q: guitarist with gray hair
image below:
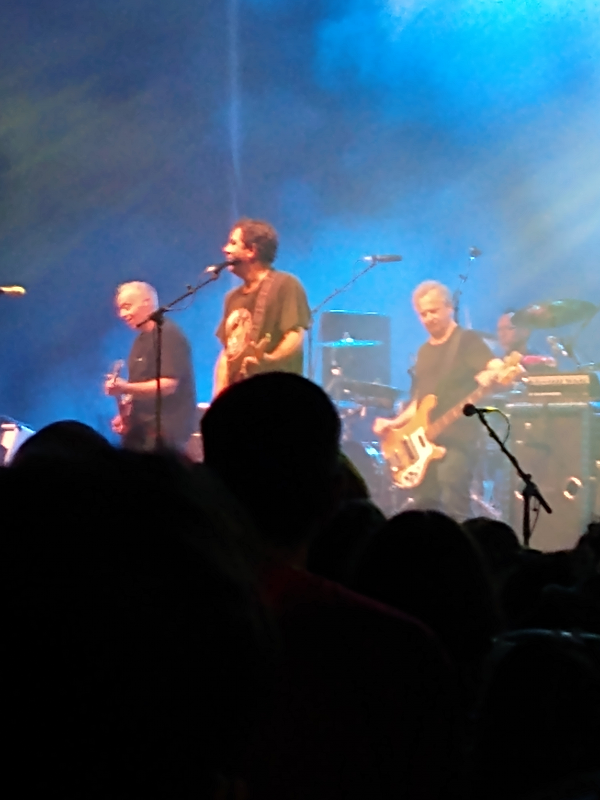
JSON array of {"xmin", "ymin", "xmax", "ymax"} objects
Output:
[
  {"xmin": 105, "ymin": 281, "xmax": 196, "ymax": 452},
  {"xmin": 374, "ymin": 280, "xmax": 516, "ymax": 521},
  {"xmin": 213, "ymin": 218, "xmax": 311, "ymax": 396}
]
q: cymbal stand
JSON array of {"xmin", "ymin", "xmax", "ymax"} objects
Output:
[
  {"xmin": 452, "ymin": 246, "xmax": 481, "ymax": 326},
  {"xmin": 468, "ymin": 408, "xmax": 552, "ymax": 547},
  {"xmin": 307, "ymin": 259, "xmax": 384, "ymax": 382}
]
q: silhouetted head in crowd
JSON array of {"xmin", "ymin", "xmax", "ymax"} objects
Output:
[
  {"xmin": 10, "ymin": 419, "xmax": 113, "ymax": 467},
  {"xmin": 473, "ymin": 630, "xmax": 600, "ymax": 798},
  {"xmin": 578, "ymin": 520, "xmax": 600, "ymax": 569},
  {"xmin": 202, "ymin": 372, "xmax": 342, "ymax": 552},
  {"xmin": 500, "ymin": 549, "xmax": 581, "ymax": 630},
  {"xmin": 5, "ymin": 450, "xmax": 274, "ymax": 799},
  {"xmin": 353, "ymin": 509, "xmax": 501, "ymax": 693},
  {"xmin": 307, "ymin": 499, "xmax": 385, "ymax": 587},
  {"xmin": 462, "ymin": 517, "xmax": 521, "ymax": 578},
  {"xmin": 337, "ymin": 449, "xmax": 371, "ymax": 502}
]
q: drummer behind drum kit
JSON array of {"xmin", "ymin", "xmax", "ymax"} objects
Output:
[{"xmin": 320, "ymin": 300, "xmax": 600, "ymax": 534}]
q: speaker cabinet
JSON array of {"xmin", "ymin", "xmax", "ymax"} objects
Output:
[
  {"xmin": 505, "ymin": 402, "xmax": 600, "ymax": 551},
  {"xmin": 319, "ymin": 311, "xmax": 391, "ymax": 387}
]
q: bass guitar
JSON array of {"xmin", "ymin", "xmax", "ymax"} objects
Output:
[{"xmin": 379, "ymin": 351, "xmax": 523, "ymax": 489}]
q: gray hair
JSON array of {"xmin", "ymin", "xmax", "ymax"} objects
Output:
[
  {"xmin": 412, "ymin": 280, "xmax": 453, "ymax": 307},
  {"xmin": 116, "ymin": 281, "xmax": 158, "ymax": 309}
]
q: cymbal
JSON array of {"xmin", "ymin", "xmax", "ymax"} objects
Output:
[
  {"xmin": 321, "ymin": 338, "xmax": 383, "ymax": 348},
  {"xmin": 512, "ymin": 299, "xmax": 599, "ymax": 329},
  {"xmin": 339, "ymin": 379, "xmax": 403, "ymax": 409}
]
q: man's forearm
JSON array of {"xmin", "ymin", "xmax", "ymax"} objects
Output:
[
  {"xmin": 124, "ymin": 378, "xmax": 178, "ymax": 398},
  {"xmin": 213, "ymin": 351, "xmax": 228, "ymax": 397},
  {"xmin": 263, "ymin": 329, "xmax": 304, "ymax": 364}
]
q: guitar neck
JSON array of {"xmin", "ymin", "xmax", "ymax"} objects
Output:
[{"xmin": 427, "ymin": 384, "xmax": 488, "ymax": 440}]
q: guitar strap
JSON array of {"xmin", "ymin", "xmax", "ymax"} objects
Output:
[{"xmin": 250, "ymin": 270, "xmax": 277, "ymax": 342}]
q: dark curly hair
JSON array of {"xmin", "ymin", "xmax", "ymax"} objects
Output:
[{"xmin": 234, "ymin": 218, "xmax": 278, "ymax": 264}]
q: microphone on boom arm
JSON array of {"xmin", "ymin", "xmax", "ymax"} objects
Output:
[
  {"xmin": 204, "ymin": 259, "xmax": 240, "ymax": 276},
  {"xmin": 361, "ymin": 254, "xmax": 403, "ymax": 263},
  {"xmin": 0, "ymin": 286, "xmax": 26, "ymax": 296}
]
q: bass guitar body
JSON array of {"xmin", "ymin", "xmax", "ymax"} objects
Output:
[{"xmin": 379, "ymin": 394, "xmax": 446, "ymax": 489}]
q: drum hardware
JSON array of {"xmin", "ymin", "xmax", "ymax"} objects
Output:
[
  {"xmin": 512, "ymin": 298, "xmax": 599, "ymax": 372},
  {"xmin": 512, "ymin": 299, "xmax": 599, "ymax": 330},
  {"xmin": 320, "ymin": 336, "xmax": 383, "ymax": 348},
  {"xmin": 335, "ymin": 379, "xmax": 403, "ymax": 411}
]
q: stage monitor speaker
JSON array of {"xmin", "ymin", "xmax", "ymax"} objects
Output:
[
  {"xmin": 505, "ymin": 402, "xmax": 600, "ymax": 551},
  {"xmin": 320, "ymin": 311, "xmax": 391, "ymax": 387}
]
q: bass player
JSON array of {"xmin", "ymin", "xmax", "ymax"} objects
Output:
[
  {"xmin": 374, "ymin": 280, "xmax": 506, "ymax": 521},
  {"xmin": 213, "ymin": 218, "xmax": 311, "ymax": 396}
]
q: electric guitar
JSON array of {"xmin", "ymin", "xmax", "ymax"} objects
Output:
[
  {"xmin": 379, "ymin": 352, "xmax": 523, "ymax": 489},
  {"xmin": 227, "ymin": 334, "xmax": 272, "ymax": 385},
  {"xmin": 107, "ymin": 360, "xmax": 132, "ymax": 436}
]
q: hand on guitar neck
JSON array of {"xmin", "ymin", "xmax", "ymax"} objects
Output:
[{"xmin": 105, "ymin": 360, "xmax": 133, "ymax": 436}]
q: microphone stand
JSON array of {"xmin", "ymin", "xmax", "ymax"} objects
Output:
[
  {"xmin": 307, "ymin": 259, "xmax": 385, "ymax": 382},
  {"xmin": 138, "ymin": 271, "xmax": 223, "ymax": 451},
  {"xmin": 469, "ymin": 408, "xmax": 552, "ymax": 547},
  {"xmin": 453, "ymin": 246, "xmax": 481, "ymax": 325}
]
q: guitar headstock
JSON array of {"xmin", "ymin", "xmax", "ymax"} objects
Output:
[
  {"xmin": 111, "ymin": 359, "xmax": 125, "ymax": 377},
  {"xmin": 496, "ymin": 351, "xmax": 525, "ymax": 386}
]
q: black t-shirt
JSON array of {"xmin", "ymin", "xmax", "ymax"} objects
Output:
[
  {"xmin": 127, "ymin": 319, "xmax": 196, "ymax": 448},
  {"xmin": 216, "ymin": 270, "xmax": 311, "ymax": 378},
  {"xmin": 412, "ymin": 327, "xmax": 493, "ymax": 450}
]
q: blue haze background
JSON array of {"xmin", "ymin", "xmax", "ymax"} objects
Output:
[{"xmin": 1, "ymin": 0, "xmax": 599, "ymax": 432}]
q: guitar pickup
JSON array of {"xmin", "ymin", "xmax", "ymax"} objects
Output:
[{"xmin": 402, "ymin": 437, "xmax": 417, "ymax": 462}]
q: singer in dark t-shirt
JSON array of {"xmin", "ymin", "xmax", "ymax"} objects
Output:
[{"xmin": 213, "ymin": 219, "xmax": 311, "ymax": 395}]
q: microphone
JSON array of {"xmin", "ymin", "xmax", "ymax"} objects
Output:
[
  {"xmin": 0, "ymin": 286, "xmax": 26, "ymax": 296},
  {"xmin": 204, "ymin": 259, "xmax": 239, "ymax": 276},
  {"xmin": 361, "ymin": 254, "xmax": 403, "ymax": 263},
  {"xmin": 463, "ymin": 403, "xmax": 498, "ymax": 417}
]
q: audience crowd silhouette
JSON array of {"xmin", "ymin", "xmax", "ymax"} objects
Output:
[{"xmin": 4, "ymin": 373, "xmax": 600, "ymax": 799}]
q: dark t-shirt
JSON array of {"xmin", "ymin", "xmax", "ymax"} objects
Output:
[
  {"xmin": 412, "ymin": 327, "xmax": 493, "ymax": 450},
  {"xmin": 126, "ymin": 319, "xmax": 196, "ymax": 449},
  {"xmin": 216, "ymin": 271, "xmax": 311, "ymax": 379}
]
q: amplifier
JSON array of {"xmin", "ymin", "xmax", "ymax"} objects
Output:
[
  {"xmin": 522, "ymin": 372, "xmax": 600, "ymax": 400},
  {"xmin": 504, "ymin": 402, "xmax": 600, "ymax": 551}
]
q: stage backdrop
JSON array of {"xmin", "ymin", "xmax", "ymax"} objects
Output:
[{"xmin": 1, "ymin": 0, "xmax": 599, "ymax": 434}]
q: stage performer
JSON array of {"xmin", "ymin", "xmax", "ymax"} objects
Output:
[
  {"xmin": 105, "ymin": 281, "xmax": 196, "ymax": 452},
  {"xmin": 374, "ymin": 280, "xmax": 503, "ymax": 521},
  {"xmin": 213, "ymin": 218, "xmax": 311, "ymax": 396}
]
